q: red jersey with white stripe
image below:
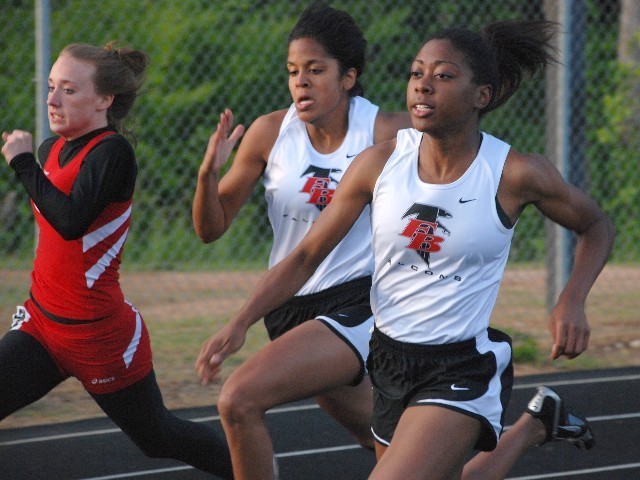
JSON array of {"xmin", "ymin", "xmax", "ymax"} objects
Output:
[{"xmin": 30, "ymin": 131, "xmax": 130, "ymax": 320}]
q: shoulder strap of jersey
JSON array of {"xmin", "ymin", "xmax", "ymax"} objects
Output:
[
  {"xmin": 47, "ymin": 130, "xmax": 117, "ymax": 167},
  {"xmin": 75, "ymin": 130, "xmax": 118, "ymax": 160}
]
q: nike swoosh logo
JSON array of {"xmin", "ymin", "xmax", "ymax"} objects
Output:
[
  {"xmin": 346, "ymin": 154, "xmax": 358, "ymax": 158},
  {"xmin": 458, "ymin": 198, "xmax": 476, "ymax": 203},
  {"xmin": 450, "ymin": 384, "xmax": 470, "ymax": 391}
]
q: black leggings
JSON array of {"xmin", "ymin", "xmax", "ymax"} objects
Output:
[{"xmin": 0, "ymin": 330, "xmax": 233, "ymax": 479}]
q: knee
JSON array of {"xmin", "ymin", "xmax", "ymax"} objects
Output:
[
  {"xmin": 119, "ymin": 411, "xmax": 175, "ymax": 459},
  {"xmin": 217, "ymin": 374, "xmax": 264, "ymax": 426}
]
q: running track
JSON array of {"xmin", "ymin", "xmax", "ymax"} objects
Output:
[{"xmin": 1, "ymin": 367, "xmax": 639, "ymax": 479}]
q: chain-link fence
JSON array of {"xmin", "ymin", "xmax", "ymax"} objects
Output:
[{"xmin": 1, "ymin": 0, "xmax": 639, "ymax": 423}]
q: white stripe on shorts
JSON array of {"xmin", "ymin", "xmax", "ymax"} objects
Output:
[
  {"xmin": 316, "ymin": 314, "xmax": 374, "ymax": 369},
  {"xmin": 415, "ymin": 330, "xmax": 512, "ymax": 442}
]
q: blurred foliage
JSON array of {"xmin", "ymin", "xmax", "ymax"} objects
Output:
[
  {"xmin": 594, "ymin": 45, "xmax": 640, "ymax": 261},
  {"xmin": 0, "ymin": 0, "xmax": 636, "ymax": 270}
]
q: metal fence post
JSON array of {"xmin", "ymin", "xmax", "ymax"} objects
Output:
[
  {"xmin": 544, "ymin": 0, "xmax": 587, "ymax": 311},
  {"xmin": 35, "ymin": 0, "xmax": 51, "ymax": 147},
  {"xmin": 34, "ymin": 0, "xmax": 51, "ymax": 251}
]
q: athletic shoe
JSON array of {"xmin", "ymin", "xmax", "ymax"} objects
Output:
[{"xmin": 526, "ymin": 385, "xmax": 595, "ymax": 451}]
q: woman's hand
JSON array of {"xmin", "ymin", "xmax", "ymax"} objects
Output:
[
  {"xmin": 2, "ymin": 130, "xmax": 33, "ymax": 165},
  {"xmin": 547, "ymin": 296, "xmax": 591, "ymax": 360},
  {"xmin": 199, "ymin": 108, "xmax": 245, "ymax": 177},
  {"xmin": 195, "ymin": 322, "xmax": 248, "ymax": 385}
]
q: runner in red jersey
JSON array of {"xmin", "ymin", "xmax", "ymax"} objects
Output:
[{"xmin": 1, "ymin": 42, "xmax": 234, "ymax": 479}]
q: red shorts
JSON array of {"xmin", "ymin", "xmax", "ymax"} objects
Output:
[{"xmin": 14, "ymin": 299, "xmax": 153, "ymax": 394}]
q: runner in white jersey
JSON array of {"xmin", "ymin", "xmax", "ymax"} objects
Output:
[
  {"xmin": 197, "ymin": 18, "xmax": 613, "ymax": 480},
  {"xmin": 192, "ymin": 5, "xmax": 409, "ymax": 479},
  {"xmin": 371, "ymin": 129, "xmax": 513, "ymax": 344},
  {"xmin": 261, "ymin": 96, "xmax": 378, "ymax": 345},
  {"xmin": 368, "ymin": 127, "xmax": 514, "ymax": 452},
  {"xmin": 265, "ymin": 95, "xmax": 376, "ymax": 296}
]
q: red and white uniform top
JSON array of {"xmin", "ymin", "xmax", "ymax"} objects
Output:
[{"xmin": 30, "ymin": 131, "xmax": 131, "ymax": 320}]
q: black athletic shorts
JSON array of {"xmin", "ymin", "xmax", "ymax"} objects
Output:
[
  {"xmin": 263, "ymin": 276, "xmax": 372, "ymax": 339},
  {"xmin": 264, "ymin": 276, "xmax": 373, "ymax": 384},
  {"xmin": 367, "ymin": 326, "xmax": 513, "ymax": 451}
]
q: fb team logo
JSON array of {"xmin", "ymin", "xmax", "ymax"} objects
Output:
[
  {"xmin": 400, "ymin": 203, "xmax": 452, "ymax": 267},
  {"xmin": 300, "ymin": 165, "xmax": 342, "ymax": 211}
]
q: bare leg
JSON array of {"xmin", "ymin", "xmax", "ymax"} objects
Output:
[
  {"xmin": 463, "ymin": 385, "xmax": 595, "ymax": 479},
  {"xmin": 374, "ymin": 441, "xmax": 387, "ymax": 461},
  {"xmin": 217, "ymin": 320, "xmax": 367, "ymax": 480},
  {"xmin": 369, "ymin": 405, "xmax": 480, "ymax": 480},
  {"xmin": 315, "ymin": 376, "xmax": 374, "ymax": 450},
  {"xmin": 462, "ymin": 413, "xmax": 546, "ymax": 480}
]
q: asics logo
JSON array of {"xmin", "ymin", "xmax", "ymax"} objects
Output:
[{"xmin": 92, "ymin": 376, "xmax": 116, "ymax": 385}]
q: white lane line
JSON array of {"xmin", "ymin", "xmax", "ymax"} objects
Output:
[
  {"xmin": 275, "ymin": 444, "xmax": 362, "ymax": 458},
  {"xmin": 514, "ymin": 373, "xmax": 640, "ymax": 389},
  {"xmin": 193, "ymin": 402, "xmax": 318, "ymax": 423},
  {"xmin": 2, "ymin": 373, "xmax": 639, "ymax": 447},
  {"xmin": 4, "ymin": 410, "xmax": 639, "ymax": 448},
  {"xmin": 79, "ymin": 465, "xmax": 192, "ymax": 479},
  {"xmin": 0, "ymin": 403, "xmax": 317, "ymax": 446},
  {"xmin": 0, "ymin": 427, "xmax": 121, "ymax": 446},
  {"xmin": 77, "ymin": 446, "xmax": 365, "ymax": 480},
  {"xmin": 76, "ymin": 451, "xmax": 640, "ymax": 480}
]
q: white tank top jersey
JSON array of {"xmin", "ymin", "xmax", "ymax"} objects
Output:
[
  {"xmin": 370, "ymin": 128, "xmax": 514, "ymax": 344},
  {"xmin": 264, "ymin": 96, "xmax": 379, "ymax": 296}
]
